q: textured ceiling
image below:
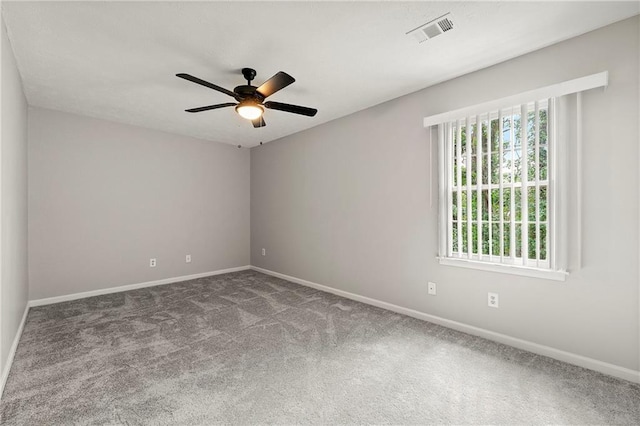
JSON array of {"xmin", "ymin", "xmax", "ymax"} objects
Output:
[{"xmin": 2, "ymin": 1, "xmax": 638, "ymax": 147}]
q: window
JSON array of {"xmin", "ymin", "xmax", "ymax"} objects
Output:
[
  {"xmin": 445, "ymin": 100, "xmax": 552, "ymax": 270},
  {"xmin": 425, "ymin": 72, "xmax": 609, "ymax": 280}
]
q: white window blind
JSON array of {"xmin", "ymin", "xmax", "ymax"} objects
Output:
[
  {"xmin": 443, "ymin": 101, "xmax": 552, "ymax": 268},
  {"xmin": 426, "ymin": 72, "xmax": 608, "ymax": 281}
]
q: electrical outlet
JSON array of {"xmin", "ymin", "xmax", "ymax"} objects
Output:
[
  {"xmin": 186, "ymin": 254, "xmax": 191, "ymax": 263},
  {"xmin": 261, "ymin": 248, "xmax": 266, "ymax": 256},
  {"xmin": 150, "ymin": 258, "xmax": 157, "ymax": 268},
  {"xmin": 427, "ymin": 282, "xmax": 437, "ymax": 295},
  {"xmin": 488, "ymin": 292, "xmax": 499, "ymax": 308}
]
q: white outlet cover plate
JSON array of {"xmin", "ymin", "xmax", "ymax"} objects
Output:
[
  {"xmin": 427, "ymin": 282, "xmax": 437, "ymax": 295},
  {"xmin": 488, "ymin": 292, "xmax": 499, "ymax": 308}
]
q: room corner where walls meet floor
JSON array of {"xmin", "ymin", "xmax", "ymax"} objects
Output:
[
  {"xmin": 1, "ymin": 269, "xmax": 639, "ymax": 424},
  {"xmin": 1, "ymin": 264, "xmax": 639, "ymax": 407}
]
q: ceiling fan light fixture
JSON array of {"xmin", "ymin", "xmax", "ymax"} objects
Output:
[{"xmin": 235, "ymin": 101, "xmax": 264, "ymax": 120}]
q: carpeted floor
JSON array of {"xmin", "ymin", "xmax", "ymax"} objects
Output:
[{"xmin": 1, "ymin": 270, "xmax": 639, "ymax": 425}]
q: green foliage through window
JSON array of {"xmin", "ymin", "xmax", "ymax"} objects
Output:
[{"xmin": 449, "ymin": 102, "xmax": 550, "ymax": 264}]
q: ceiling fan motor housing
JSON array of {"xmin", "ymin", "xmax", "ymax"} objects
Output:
[{"xmin": 233, "ymin": 84, "xmax": 265, "ymax": 102}]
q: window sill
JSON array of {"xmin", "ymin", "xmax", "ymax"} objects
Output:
[{"xmin": 438, "ymin": 257, "xmax": 567, "ymax": 281}]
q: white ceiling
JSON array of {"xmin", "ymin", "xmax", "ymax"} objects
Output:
[{"xmin": 2, "ymin": 1, "xmax": 638, "ymax": 147}]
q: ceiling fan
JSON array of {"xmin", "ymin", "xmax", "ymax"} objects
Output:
[{"xmin": 176, "ymin": 68, "xmax": 318, "ymax": 128}]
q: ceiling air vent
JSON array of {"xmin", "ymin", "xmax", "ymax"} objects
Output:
[
  {"xmin": 407, "ymin": 13, "xmax": 454, "ymax": 43},
  {"xmin": 438, "ymin": 17, "xmax": 453, "ymax": 32}
]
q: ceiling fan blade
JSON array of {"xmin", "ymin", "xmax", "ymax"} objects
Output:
[
  {"xmin": 176, "ymin": 73, "xmax": 238, "ymax": 99},
  {"xmin": 185, "ymin": 103, "xmax": 237, "ymax": 113},
  {"xmin": 256, "ymin": 72, "xmax": 295, "ymax": 98},
  {"xmin": 264, "ymin": 101, "xmax": 318, "ymax": 117},
  {"xmin": 252, "ymin": 116, "xmax": 266, "ymax": 128}
]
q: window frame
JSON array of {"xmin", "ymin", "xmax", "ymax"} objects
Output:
[{"xmin": 437, "ymin": 100, "xmax": 565, "ymax": 281}]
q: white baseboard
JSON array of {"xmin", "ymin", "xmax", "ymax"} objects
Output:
[
  {"xmin": 29, "ymin": 265, "xmax": 252, "ymax": 307},
  {"xmin": 251, "ymin": 266, "xmax": 640, "ymax": 384},
  {"xmin": 0, "ymin": 303, "xmax": 29, "ymax": 400}
]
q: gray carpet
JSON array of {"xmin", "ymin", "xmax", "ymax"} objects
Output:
[{"xmin": 1, "ymin": 270, "xmax": 639, "ymax": 425}]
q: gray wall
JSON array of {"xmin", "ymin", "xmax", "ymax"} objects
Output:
[
  {"xmin": 251, "ymin": 16, "xmax": 640, "ymax": 371},
  {"xmin": 28, "ymin": 107, "xmax": 250, "ymax": 300},
  {"xmin": 0, "ymin": 17, "xmax": 28, "ymax": 377}
]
